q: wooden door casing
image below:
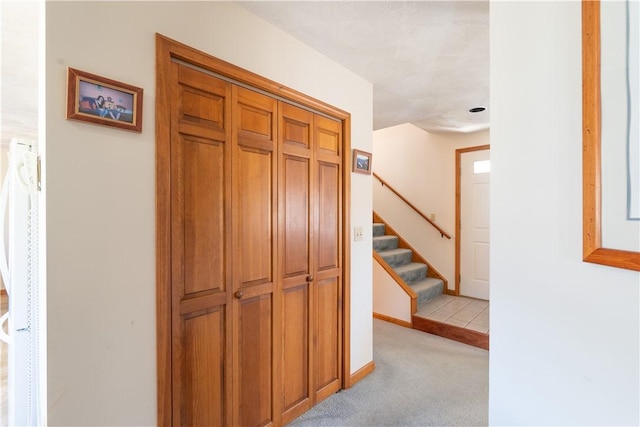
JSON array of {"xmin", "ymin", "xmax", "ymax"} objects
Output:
[{"xmin": 454, "ymin": 144, "xmax": 491, "ymax": 298}]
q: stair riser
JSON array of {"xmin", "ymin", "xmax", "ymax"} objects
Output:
[
  {"xmin": 373, "ymin": 223, "xmax": 386, "ymax": 237},
  {"xmin": 409, "ymin": 278, "xmax": 444, "ymax": 306},
  {"xmin": 416, "ymin": 282, "xmax": 444, "ymax": 305}
]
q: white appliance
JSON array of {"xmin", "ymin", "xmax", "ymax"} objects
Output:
[{"xmin": 0, "ymin": 138, "xmax": 42, "ymax": 426}]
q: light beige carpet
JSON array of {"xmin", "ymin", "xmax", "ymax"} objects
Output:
[{"xmin": 290, "ymin": 318, "xmax": 489, "ymax": 426}]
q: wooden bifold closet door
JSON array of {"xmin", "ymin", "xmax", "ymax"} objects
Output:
[
  {"xmin": 279, "ymin": 104, "xmax": 343, "ymax": 423},
  {"xmin": 168, "ymin": 63, "xmax": 232, "ymax": 427},
  {"xmin": 166, "ymin": 60, "xmax": 343, "ymax": 426}
]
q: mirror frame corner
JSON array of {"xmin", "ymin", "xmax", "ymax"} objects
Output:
[{"xmin": 582, "ymin": 0, "xmax": 640, "ymax": 271}]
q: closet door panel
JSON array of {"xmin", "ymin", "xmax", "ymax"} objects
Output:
[
  {"xmin": 313, "ymin": 116, "xmax": 342, "ymax": 403},
  {"xmin": 236, "ymin": 88, "xmax": 275, "ymax": 148},
  {"xmin": 236, "ymin": 295, "xmax": 273, "ymax": 427},
  {"xmin": 315, "ymin": 118, "xmax": 341, "ymax": 151},
  {"xmin": 232, "ymin": 86, "xmax": 279, "ymax": 427},
  {"xmin": 281, "ymin": 152, "xmax": 312, "ymax": 421},
  {"xmin": 279, "ymin": 103, "xmax": 314, "ymax": 422},
  {"xmin": 317, "ymin": 162, "xmax": 340, "ymax": 272},
  {"xmin": 282, "ymin": 285, "xmax": 309, "ymax": 411},
  {"xmin": 283, "ymin": 156, "xmax": 310, "ymax": 276},
  {"xmin": 315, "ymin": 116, "xmax": 342, "ymax": 275},
  {"xmin": 280, "ymin": 104, "xmax": 313, "ymax": 281},
  {"xmin": 170, "ymin": 63, "xmax": 233, "ymax": 426},
  {"xmin": 315, "ymin": 277, "xmax": 340, "ymax": 398},
  {"xmin": 182, "ymin": 137, "xmax": 225, "ymax": 295},
  {"xmin": 182, "ymin": 309, "xmax": 225, "ymax": 427},
  {"xmin": 177, "ymin": 64, "xmax": 227, "ymax": 140},
  {"xmin": 237, "ymin": 147, "xmax": 274, "ymax": 286}
]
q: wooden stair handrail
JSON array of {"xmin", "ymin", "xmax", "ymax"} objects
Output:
[{"xmin": 373, "ymin": 172, "xmax": 452, "ymax": 239}]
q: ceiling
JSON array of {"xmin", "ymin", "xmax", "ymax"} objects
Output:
[
  {"xmin": 0, "ymin": 1, "xmax": 489, "ymax": 148},
  {"xmin": 238, "ymin": 1, "xmax": 489, "ymax": 134}
]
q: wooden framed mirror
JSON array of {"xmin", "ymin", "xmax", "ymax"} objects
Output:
[{"xmin": 583, "ymin": 0, "xmax": 640, "ymax": 271}]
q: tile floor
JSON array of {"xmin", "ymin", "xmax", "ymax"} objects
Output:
[{"xmin": 415, "ymin": 294, "xmax": 490, "ymax": 334}]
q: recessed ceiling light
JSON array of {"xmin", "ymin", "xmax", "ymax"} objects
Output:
[{"xmin": 469, "ymin": 106, "xmax": 486, "ymax": 113}]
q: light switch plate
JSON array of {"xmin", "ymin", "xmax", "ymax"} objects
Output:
[{"xmin": 354, "ymin": 226, "xmax": 364, "ymax": 241}]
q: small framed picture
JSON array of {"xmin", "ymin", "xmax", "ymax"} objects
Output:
[
  {"xmin": 66, "ymin": 67, "xmax": 143, "ymax": 132},
  {"xmin": 352, "ymin": 149, "xmax": 372, "ymax": 175}
]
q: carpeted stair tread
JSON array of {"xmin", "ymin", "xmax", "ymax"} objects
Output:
[
  {"xmin": 410, "ymin": 277, "xmax": 445, "ymax": 306},
  {"xmin": 393, "ymin": 262, "xmax": 427, "ymax": 283},
  {"xmin": 373, "ymin": 235, "xmax": 398, "ymax": 251},
  {"xmin": 373, "ymin": 223, "xmax": 386, "ymax": 237},
  {"xmin": 377, "ymin": 248, "xmax": 413, "ymax": 267}
]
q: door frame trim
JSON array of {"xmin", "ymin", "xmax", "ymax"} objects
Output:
[
  {"xmin": 155, "ymin": 33, "xmax": 352, "ymax": 425},
  {"xmin": 454, "ymin": 144, "xmax": 490, "ymax": 296}
]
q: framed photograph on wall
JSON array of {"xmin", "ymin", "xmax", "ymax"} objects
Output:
[
  {"xmin": 352, "ymin": 149, "xmax": 372, "ymax": 175},
  {"xmin": 66, "ymin": 67, "xmax": 143, "ymax": 132}
]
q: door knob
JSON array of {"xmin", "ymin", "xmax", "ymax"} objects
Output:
[
  {"xmin": 234, "ymin": 291, "xmax": 244, "ymax": 299},
  {"xmin": 306, "ymin": 275, "xmax": 314, "ymax": 282}
]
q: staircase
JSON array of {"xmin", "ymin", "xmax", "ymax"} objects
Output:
[{"xmin": 373, "ymin": 221, "xmax": 444, "ymax": 307}]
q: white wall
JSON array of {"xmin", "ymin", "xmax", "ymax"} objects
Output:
[
  {"xmin": 373, "ymin": 123, "xmax": 489, "ymax": 291},
  {"xmin": 45, "ymin": 2, "xmax": 373, "ymax": 425},
  {"xmin": 372, "ymin": 258, "xmax": 411, "ymax": 323},
  {"xmin": 490, "ymin": 2, "xmax": 639, "ymax": 425},
  {"xmin": 0, "ymin": 145, "xmax": 7, "ymax": 291}
]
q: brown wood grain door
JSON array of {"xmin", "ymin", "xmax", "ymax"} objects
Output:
[
  {"xmin": 278, "ymin": 103, "xmax": 315, "ymax": 423},
  {"xmin": 231, "ymin": 86, "xmax": 280, "ymax": 427},
  {"xmin": 278, "ymin": 105, "xmax": 344, "ymax": 417},
  {"xmin": 162, "ymin": 51, "xmax": 344, "ymax": 427},
  {"xmin": 313, "ymin": 115, "xmax": 343, "ymax": 402},
  {"xmin": 169, "ymin": 63, "xmax": 233, "ymax": 426}
]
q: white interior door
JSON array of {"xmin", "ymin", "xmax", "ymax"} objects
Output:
[{"xmin": 460, "ymin": 149, "xmax": 490, "ymax": 300}]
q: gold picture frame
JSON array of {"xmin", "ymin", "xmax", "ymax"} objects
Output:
[{"xmin": 66, "ymin": 67, "xmax": 143, "ymax": 132}]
